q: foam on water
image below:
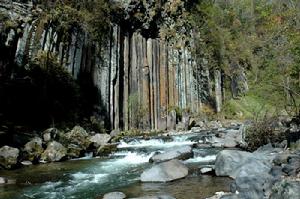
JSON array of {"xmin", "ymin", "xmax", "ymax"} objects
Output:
[
  {"xmin": 71, "ymin": 172, "xmax": 108, "ymax": 183},
  {"xmin": 184, "ymin": 155, "xmax": 217, "ymax": 163},
  {"xmin": 118, "ymin": 138, "xmax": 196, "ymax": 148}
]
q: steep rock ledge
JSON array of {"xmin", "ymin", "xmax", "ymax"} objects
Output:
[{"xmin": 0, "ymin": 0, "xmax": 210, "ymax": 130}]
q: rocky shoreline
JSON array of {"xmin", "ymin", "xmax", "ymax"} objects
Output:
[
  {"xmin": 0, "ymin": 126, "xmax": 117, "ymax": 170},
  {"xmin": 1, "ymin": 119, "xmax": 299, "ymax": 199}
]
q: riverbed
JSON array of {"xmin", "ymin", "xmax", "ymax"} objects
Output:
[{"xmin": 0, "ymin": 133, "xmax": 232, "ymax": 199}]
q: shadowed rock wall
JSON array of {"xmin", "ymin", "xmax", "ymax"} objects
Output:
[{"xmin": 0, "ymin": 0, "xmax": 208, "ymax": 130}]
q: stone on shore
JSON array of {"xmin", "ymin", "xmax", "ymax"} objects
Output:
[
  {"xmin": 0, "ymin": 146, "xmax": 19, "ymax": 169},
  {"xmin": 40, "ymin": 141, "xmax": 67, "ymax": 162},
  {"xmin": 141, "ymin": 159, "xmax": 188, "ymax": 182}
]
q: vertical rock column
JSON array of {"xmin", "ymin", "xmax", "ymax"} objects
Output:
[
  {"xmin": 147, "ymin": 38, "xmax": 155, "ymax": 129},
  {"xmin": 214, "ymin": 69, "xmax": 222, "ymax": 113},
  {"xmin": 158, "ymin": 41, "xmax": 168, "ymax": 129},
  {"xmin": 142, "ymin": 37, "xmax": 151, "ymax": 129},
  {"xmin": 123, "ymin": 34, "xmax": 130, "ymax": 130}
]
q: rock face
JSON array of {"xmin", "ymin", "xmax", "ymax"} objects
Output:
[
  {"xmin": 23, "ymin": 137, "xmax": 44, "ymax": 162},
  {"xmin": 0, "ymin": 146, "xmax": 19, "ymax": 169},
  {"xmin": 0, "ymin": 0, "xmax": 211, "ymax": 131},
  {"xmin": 141, "ymin": 159, "xmax": 188, "ymax": 182},
  {"xmin": 149, "ymin": 146, "xmax": 193, "ymax": 163},
  {"xmin": 40, "ymin": 141, "xmax": 67, "ymax": 162},
  {"xmin": 103, "ymin": 192, "xmax": 126, "ymax": 199}
]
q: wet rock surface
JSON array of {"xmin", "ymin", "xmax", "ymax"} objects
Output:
[
  {"xmin": 40, "ymin": 141, "xmax": 67, "ymax": 162},
  {"xmin": 213, "ymin": 144, "xmax": 300, "ymax": 199},
  {"xmin": 23, "ymin": 137, "xmax": 44, "ymax": 162},
  {"xmin": 0, "ymin": 146, "xmax": 19, "ymax": 169},
  {"xmin": 141, "ymin": 159, "xmax": 189, "ymax": 182}
]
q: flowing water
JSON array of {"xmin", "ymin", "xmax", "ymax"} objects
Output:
[{"xmin": 0, "ymin": 133, "xmax": 232, "ymax": 199}]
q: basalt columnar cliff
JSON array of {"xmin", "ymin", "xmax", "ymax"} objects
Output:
[{"xmin": 0, "ymin": 0, "xmax": 222, "ymax": 130}]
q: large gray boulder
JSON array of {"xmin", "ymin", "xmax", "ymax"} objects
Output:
[
  {"xmin": 215, "ymin": 150, "xmax": 253, "ymax": 178},
  {"xmin": 231, "ymin": 172, "xmax": 273, "ymax": 199},
  {"xmin": 215, "ymin": 150, "xmax": 273, "ymax": 178},
  {"xmin": 149, "ymin": 146, "xmax": 193, "ymax": 163},
  {"xmin": 103, "ymin": 192, "xmax": 126, "ymax": 199},
  {"xmin": 40, "ymin": 141, "xmax": 67, "ymax": 162},
  {"xmin": 61, "ymin": 126, "xmax": 91, "ymax": 158},
  {"xmin": 141, "ymin": 159, "xmax": 188, "ymax": 182},
  {"xmin": 23, "ymin": 137, "xmax": 44, "ymax": 162},
  {"xmin": 63, "ymin": 126, "xmax": 90, "ymax": 149},
  {"xmin": 0, "ymin": 146, "xmax": 19, "ymax": 169},
  {"xmin": 89, "ymin": 133, "xmax": 111, "ymax": 148}
]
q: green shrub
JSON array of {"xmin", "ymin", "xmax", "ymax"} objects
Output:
[{"xmin": 245, "ymin": 116, "xmax": 287, "ymax": 151}]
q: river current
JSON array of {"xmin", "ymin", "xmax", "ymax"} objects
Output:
[{"xmin": 0, "ymin": 133, "xmax": 232, "ymax": 199}]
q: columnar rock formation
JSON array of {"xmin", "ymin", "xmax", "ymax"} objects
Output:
[{"xmin": 0, "ymin": 0, "xmax": 212, "ymax": 130}]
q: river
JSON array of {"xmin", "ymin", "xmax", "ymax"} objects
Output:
[{"xmin": 0, "ymin": 133, "xmax": 232, "ymax": 199}]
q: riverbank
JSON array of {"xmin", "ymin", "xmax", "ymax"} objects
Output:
[
  {"xmin": 0, "ymin": 127, "xmax": 236, "ymax": 199},
  {"xmin": 0, "ymin": 118, "xmax": 299, "ymax": 199}
]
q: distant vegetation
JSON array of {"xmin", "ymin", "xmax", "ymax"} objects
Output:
[{"xmin": 190, "ymin": 0, "xmax": 300, "ymax": 119}]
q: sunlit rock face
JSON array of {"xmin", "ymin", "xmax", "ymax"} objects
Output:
[{"xmin": 0, "ymin": 0, "xmax": 210, "ymax": 130}]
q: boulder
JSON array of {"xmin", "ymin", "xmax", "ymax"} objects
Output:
[
  {"xmin": 273, "ymin": 152, "xmax": 291, "ymax": 166},
  {"xmin": 23, "ymin": 137, "xmax": 44, "ymax": 162},
  {"xmin": 42, "ymin": 128, "xmax": 59, "ymax": 142},
  {"xmin": 141, "ymin": 159, "xmax": 188, "ymax": 182},
  {"xmin": 89, "ymin": 133, "xmax": 111, "ymax": 148},
  {"xmin": 110, "ymin": 129, "xmax": 121, "ymax": 138},
  {"xmin": 231, "ymin": 172, "xmax": 273, "ymax": 199},
  {"xmin": 270, "ymin": 179, "xmax": 300, "ymax": 199},
  {"xmin": 0, "ymin": 177, "xmax": 6, "ymax": 184},
  {"xmin": 223, "ymin": 138, "xmax": 237, "ymax": 148},
  {"xmin": 97, "ymin": 143, "xmax": 118, "ymax": 156},
  {"xmin": 63, "ymin": 126, "xmax": 90, "ymax": 149},
  {"xmin": 40, "ymin": 141, "xmax": 67, "ymax": 162},
  {"xmin": 215, "ymin": 150, "xmax": 272, "ymax": 178},
  {"xmin": 207, "ymin": 121, "xmax": 223, "ymax": 129},
  {"xmin": 0, "ymin": 146, "xmax": 19, "ymax": 169},
  {"xmin": 149, "ymin": 146, "xmax": 193, "ymax": 163},
  {"xmin": 103, "ymin": 192, "xmax": 126, "ymax": 199}
]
